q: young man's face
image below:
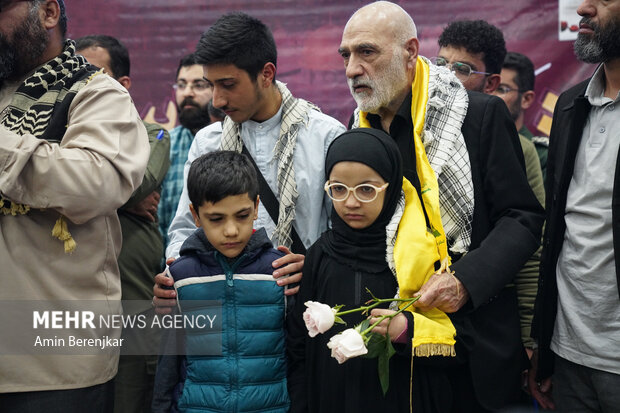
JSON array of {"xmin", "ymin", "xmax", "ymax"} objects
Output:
[
  {"xmin": 190, "ymin": 193, "xmax": 259, "ymax": 258},
  {"xmin": 437, "ymin": 45, "xmax": 490, "ymax": 93},
  {"xmin": 494, "ymin": 68, "xmax": 522, "ymax": 122},
  {"xmin": 204, "ymin": 63, "xmax": 269, "ymax": 123},
  {"xmin": 175, "ymin": 64, "xmax": 213, "ymax": 130}
]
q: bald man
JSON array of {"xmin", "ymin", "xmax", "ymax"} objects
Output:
[{"xmin": 294, "ymin": 3, "xmax": 543, "ymax": 412}]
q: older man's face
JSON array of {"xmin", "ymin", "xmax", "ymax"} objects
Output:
[
  {"xmin": 0, "ymin": 1, "xmax": 48, "ymax": 83},
  {"xmin": 574, "ymin": 0, "xmax": 620, "ymax": 63},
  {"xmin": 339, "ymin": 19, "xmax": 409, "ymax": 113}
]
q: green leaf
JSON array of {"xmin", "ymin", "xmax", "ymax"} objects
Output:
[
  {"xmin": 377, "ymin": 349, "xmax": 390, "ymax": 395},
  {"xmin": 333, "ymin": 315, "xmax": 346, "ymax": 325},
  {"xmin": 357, "ymin": 319, "xmax": 370, "ymax": 333},
  {"xmin": 363, "ymin": 332, "xmax": 386, "ymax": 359},
  {"xmin": 386, "ymin": 334, "xmax": 396, "ymax": 358},
  {"xmin": 377, "ymin": 335, "xmax": 395, "ymax": 396}
]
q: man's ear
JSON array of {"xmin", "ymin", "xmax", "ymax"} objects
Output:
[
  {"xmin": 521, "ymin": 90, "xmax": 536, "ymax": 110},
  {"xmin": 404, "ymin": 38, "xmax": 419, "ymax": 70},
  {"xmin": 189, "ymin": 204, "xmax": 202, "ymax": 228},
  {"xmin": 259, "ymin": 63, "xmax": 276, "ymax": 88},
  {"xmin": 116, "ymin": 75, "xmax": 132, "ymax": 90},
  {"xmin": 42, "ymin": 0, "xmax": 61, "ymax": 30},
  {"xmin": 483, "ymin": 74, "xmax": 502, "ymax": 94}
]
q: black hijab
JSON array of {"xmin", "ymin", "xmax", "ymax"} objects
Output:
[{"xmin": 322, "ymin": 128, "xmax": 403, "ymax": 273}]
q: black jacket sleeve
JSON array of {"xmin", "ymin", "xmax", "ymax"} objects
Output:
[{"xmin": 452, "ymin": 93, "xmax": 545, "ymax": 308}]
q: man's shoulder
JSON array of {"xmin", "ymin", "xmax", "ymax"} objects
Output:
[
  {"xmin": 69, "ymin": 73, "xmax": 131, "ymax": 108},
  {"xmin": 556, "ymin": 78, "xmax": 590, "ymax": 108},
  {"xmin": 191, "ymin": 122, "xmax": 223, "ymax": 153},
  {"xmin": 308, "ymin": 110, "xmax": 346, "ymax": 134},
  {"xmin": 78, "ymin": 72, "xmax": 129, "ymax": 96},
  {"xmin": 465, "ymin": 89, "xmax": 503, "ymax": 110},
  {"xmin": 461, "ymin": 90, "xmax": 507, "ymax": 132},
  {"xmin": 194, "ymin": 121, "xmax": 223, "ymax": 140},
  {"xmin": 561, "ymin": 78, "xmax": 590, "ymax": 97}
]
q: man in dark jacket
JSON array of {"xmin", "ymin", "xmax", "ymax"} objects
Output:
[
  {"xmin": 529, "ymin": 1, "xmax": 620, "ymax": 411},
  {"xmin": 340, "ymin": 2, "xmax": 544, "ymax": 411}
]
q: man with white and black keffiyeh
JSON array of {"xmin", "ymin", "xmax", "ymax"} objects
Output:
[
  {"xmin": 341, "ymin": 3, "xmax": 544, "ymax": 411},
  {"xmin": 0, "ymin": 0, "xmax": 149, "ymax": 410},
  {"xmin": 154, "ymin": 12, "xmax": 345, "ymax": 313}
]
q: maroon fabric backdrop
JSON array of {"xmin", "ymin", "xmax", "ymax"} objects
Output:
[{"xmin": 68, "ymin": 0, "xmax": 595, "ymax": 135}]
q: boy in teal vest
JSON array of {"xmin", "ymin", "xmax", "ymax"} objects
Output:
[{"xmin": 153, "ymin": 151, "xmax": 289, "ymax": 412}]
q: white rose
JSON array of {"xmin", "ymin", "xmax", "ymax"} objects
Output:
[
  {"xmin": 303, "ymin": 301, "xmax": 336, "ymax": 337},
  {"xmin": 327, "ymin": 328, "xmax": 368, "ymax": 364}
]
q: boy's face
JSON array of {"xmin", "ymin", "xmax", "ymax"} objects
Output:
[
  {"xmin": 328, "ymin": 161, "xmax": 387, "ymax": 230},
  {"xmin": 190, "ymin": 193, "xmax": 259, "ymax": 258}
]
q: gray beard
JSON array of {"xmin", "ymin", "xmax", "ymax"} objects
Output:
[{"xmin": 574, "ymin": 18, "xmax": 620, "ymax": 64}]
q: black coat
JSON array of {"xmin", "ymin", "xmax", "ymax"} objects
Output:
[
  {"xmin": 449, "ymin": 91, "xmax": 544, "ymax": 409},
  {"xmin": 531, "ymin": 78, "xmax": 620, "ymax": 381}
]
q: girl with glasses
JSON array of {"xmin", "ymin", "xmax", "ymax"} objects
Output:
[{"xmin": 287, "ymin": 128, "xmax": 458, "ymax": 412}]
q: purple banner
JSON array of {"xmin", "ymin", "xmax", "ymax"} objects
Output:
[{"xmin": 69, "ymin": 0, "xmax": 594, "ymax": 135}]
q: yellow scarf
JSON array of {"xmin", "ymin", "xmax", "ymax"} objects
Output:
[{"xmin": 359, "ymin": 57, "xmax": 456, "ymax": 357}]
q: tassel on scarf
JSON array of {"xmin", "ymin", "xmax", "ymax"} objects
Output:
[{"xmin": 52, "ymin": 216, "xmax": 77, "ymax": 253}]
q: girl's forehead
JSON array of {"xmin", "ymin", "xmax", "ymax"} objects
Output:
[{"xmin": 329, "ymin": 161, "xmax": 386, "ymax": 182}]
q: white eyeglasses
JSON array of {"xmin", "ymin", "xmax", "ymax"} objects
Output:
[{"xmin": 324, "ymin": 181, "xmax": 389, "ymax": 203}]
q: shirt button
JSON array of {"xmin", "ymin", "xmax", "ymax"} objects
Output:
[{"xmin": 599, "ymin": 127, "xmax": 606, "ymax": 133}]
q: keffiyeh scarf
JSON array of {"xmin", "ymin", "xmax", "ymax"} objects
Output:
[
  {"xmin": 353, "ymin": 56, "xmax": 474, "ymax": 255},
  {"xmin": 220, "ymin": 81, "xmax": 318, "ymax": 249},
  {"xmin": 0, "ymin": 40, "xmax": 101, "ymax": 253}
]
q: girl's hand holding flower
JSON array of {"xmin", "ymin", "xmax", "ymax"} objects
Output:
[{"xmin": 368, "ymin": 309, "xmax": 407, "ymax": 341}]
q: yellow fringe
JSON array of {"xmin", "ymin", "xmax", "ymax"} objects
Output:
[
  {"xmin": 52, "ymin": 216, "xmax": 77, "ymax": 253},
  {"xmin": 414, "ymin": 343, "xmax": 456, "ymax": 357}
]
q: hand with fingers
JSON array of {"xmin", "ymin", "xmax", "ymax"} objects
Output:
[
  {"xmin": 126, "ymin": 191, "xmax": 161, "ymax": 222},
  {"xmin": 152, "ymin": 257, "xmax": 177, "ymax": 314},
  {"xmin": 368, "ymin": 308, "xmax": 408, "ymax": 341},
  {"xmin": 413, "ymin": 271, "xmax": 469, "ymax": 313},
  {"xmin": 272, "ymin": 246, "xmax": 304, "ymax": 296}
]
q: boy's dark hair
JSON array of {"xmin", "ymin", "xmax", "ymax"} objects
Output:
[
  {"xmin": 176, "ymin": 53, "xmax": 198, "ymax": 79},
  {"xmin": 503, "ymin": 51, "xmax": 535, "ymax": 93},
  {"xmin": 187, "ymin": 151, "xmax": 259, "ymax": 207},
  {"xmin": 75, "ymin": 35, "xmax": 130, "ymax": 78},
  {"xmin": 195, "ymin": 12, "xmax": 277, "ymax": 81},
  {"xmin": 438, "ymin": 20, "xmax": 506, "ymax": 75}
]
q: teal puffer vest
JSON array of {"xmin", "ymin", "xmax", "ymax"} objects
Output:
[{"xmin": 170, "ymin": 228, "xmax": 289, "ymax": 413}]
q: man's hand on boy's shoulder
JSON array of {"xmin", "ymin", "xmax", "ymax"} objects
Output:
[
  {"xmin": 152, "ymin": 257, "xmax": 177, "ymax": 314},
  {"xmin": 272, "ymin": 246, "xmax": 304, "ymax": 296}
]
